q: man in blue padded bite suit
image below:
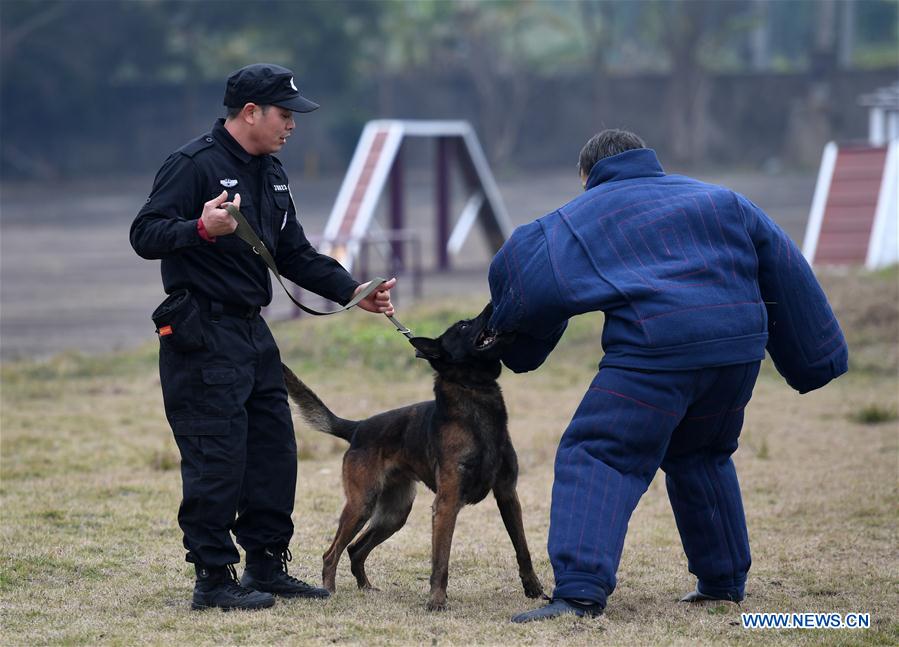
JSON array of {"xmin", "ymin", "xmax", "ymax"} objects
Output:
[{"xmin": 489, "ymin": 129, "xmax": 848, "ymax": 623}]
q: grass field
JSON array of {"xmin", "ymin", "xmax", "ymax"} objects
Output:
[{"xmin": 1, "ymin": 268, "xmax": 897, "ymax": 645}]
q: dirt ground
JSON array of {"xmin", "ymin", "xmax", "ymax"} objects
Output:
[
  {"xmin": 3, "ymin": 158, "xmax": 895, "ymax": 644},
  {"xmin": 0, "ymin": 167, "xmax": 815, "ymax": 360},
  {"xmin": 0, "ymin": 267, "xmax": 896, "ymax": 645}
]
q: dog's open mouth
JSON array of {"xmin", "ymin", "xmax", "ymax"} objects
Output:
[{"xmin": 475, "ymin": 328, "xmax": 498, "ymax": 350}]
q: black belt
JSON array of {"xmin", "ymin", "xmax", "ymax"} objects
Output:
[{"xmin": 194, "ymin": 294, "xmax": 261, "ymax": 320}]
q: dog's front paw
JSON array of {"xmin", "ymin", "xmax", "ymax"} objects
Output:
[{"xmin": 522, "ymin": 575, "xmax": 544, "ymax": 599}]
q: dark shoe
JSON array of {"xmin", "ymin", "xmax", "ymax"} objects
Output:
[
  {"xmin": 679, "ymin": 587, "xmax": 743, "ymax": 603},
  {"xmin": 511, "ymin": 598, "xmax": 602, "ymax": 623},
  {"xmin": 192, "ymin": 564, "xmax": 275, "ymax": 611},
  {"xmin": 241, "ymin": 548, "xmax": 330, "ymax": 599}
]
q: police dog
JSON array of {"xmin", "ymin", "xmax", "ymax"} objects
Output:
[{"xmin": 282, "ymin": 303, "xmax": 543, "ymax": 610}]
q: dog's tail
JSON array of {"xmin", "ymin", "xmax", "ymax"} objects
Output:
[{"xmin": 282, "ymin": 363, "xmax": 356, "ymax": 442}]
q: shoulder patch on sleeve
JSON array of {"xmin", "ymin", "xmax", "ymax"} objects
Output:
[{"xmin": 177, "ymin": 135, "xmax": 215, "ymax": 158}]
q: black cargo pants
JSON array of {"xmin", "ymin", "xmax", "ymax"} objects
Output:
[{"xmin": 159, "ymin": 300, "xmax": 297, "ymax": 567}]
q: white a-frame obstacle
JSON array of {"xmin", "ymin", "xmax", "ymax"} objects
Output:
[
  {"xmin": 319, "ymin": 120, "xmax": 512, "ymax": 273},
  {"xmin": 803, "ymin": 83, "xmax": 899, "ymax": 270}
]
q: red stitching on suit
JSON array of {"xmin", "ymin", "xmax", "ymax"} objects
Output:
[
  {"xmin": 636, "ymin": 301, "xmax": 760, "ymax": 323},
  {"xmin": 588, "ymin": 387, "xmax": 679, "ymax": 417},
  {"xmin": 547, "ymin": 219, "xmax": 579, "ymax": 306},
  {"xmin": 685, "ymin": 404, "xmax": 747, "ymax": 421},
  {"xmin": 591, "ymin": 467, "xmax": 611, "ymax": 565},
  {"xmin": 701, "ymin": 193, "xmax": 740, "ymax": 282},
  {"xmin": 574, "ymin": 462, "xmax": 597, "ymax": 569},
  {"xmin": 814, "ymin": 323, "xmax": 841, "ymax": 349},
  {"xmin": 559, "ymin": 211, "xmax": 650, "ymax": 338}
]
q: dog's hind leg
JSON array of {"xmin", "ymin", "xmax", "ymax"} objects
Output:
[
  {"xmin": 322, "ymin": 458, "xmax": 376, "ymax": 593},
  {"xmin": 322, "ymin": 500, "xmax": 371, "ymax": 593},
  {"xmin": 348, "ymin": 480, "xmax": 416, "ymax": 591},
  {"xmin": 494, "ymin": 449, "xmax": 544, "ymax": 598}
]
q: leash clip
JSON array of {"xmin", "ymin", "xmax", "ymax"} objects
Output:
[{"xmin": 386, "ymin": 313, "xmax": 414, "ymax": 340}]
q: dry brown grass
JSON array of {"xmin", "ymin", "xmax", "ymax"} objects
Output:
[{"xmin": 1, "ymin": 268, "xmax": 897, "ymax": 645}]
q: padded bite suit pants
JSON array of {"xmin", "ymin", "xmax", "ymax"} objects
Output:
[
  {"xmin": 549, "ymin": 362, "xmax": 760, "ymax": 608},
  {"xmin": 159, "ymin": 306, "xmax": 297, "ymax": 566}
]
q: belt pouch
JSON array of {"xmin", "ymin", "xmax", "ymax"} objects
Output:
[{"xmin": 152, "ymin": 289, "xmax": 205, "ymax": 352}]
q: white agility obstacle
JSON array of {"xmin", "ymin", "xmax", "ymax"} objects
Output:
[
  {"xmin": 803, "ymin": 83, "xmax": 899, "ymax": 270},
  {"xmin": 319, "ymin": 120, "xmax": 513, "ymax": 274}
]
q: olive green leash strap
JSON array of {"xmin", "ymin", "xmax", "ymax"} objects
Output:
[
  {"xmin": 224, "ymin": 204, "xmax": 389, "ymax": 318},
  {"xmin": 386, "ymin": 313, "xmax": 414, "ymax": 339}
]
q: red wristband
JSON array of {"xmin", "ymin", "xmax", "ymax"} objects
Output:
[{"xmin": 197, "ymin": 218, "xmax": 217, "ymax": 242}]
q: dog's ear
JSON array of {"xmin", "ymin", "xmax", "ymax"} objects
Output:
[{"xmin": 409, "ymin": 336, "xmax": 442, "ymax": 360}]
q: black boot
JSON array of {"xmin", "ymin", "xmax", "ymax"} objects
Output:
[
  {"xmin": 511, "ymin": 598, "xmax": 602, "ymax": 623},
  {"xmin": 241, "ymin": 548, "xmax": 330, "ymax": 599},
  {"xmin": 192, "ymin": 564, "xmax": 275, "ymax": 611},
  {"xmin": 679, "ymin": 586, "xmax": 743, "ymax": 603}
]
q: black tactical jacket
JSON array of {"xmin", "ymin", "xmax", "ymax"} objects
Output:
[{"xmin": 131, "ymin": 119, "xmax": 358, "ymax": 307}]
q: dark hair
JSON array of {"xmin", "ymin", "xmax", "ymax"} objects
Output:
[
  {"xmin": 225, "ymin": 104, "xmax": 271, "ymax": 119},
  {"xmin": 578, "ymin": 129, "xmax": 646, "ymax": 176}
]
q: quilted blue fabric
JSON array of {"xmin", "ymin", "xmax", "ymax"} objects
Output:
[
  {"xmin": 488, "ymin": 148, "xmax": 848, "ymax": 393},
  {"xmin": 486, "ymin": 148, "xmax": 849, "ymax": 608}
]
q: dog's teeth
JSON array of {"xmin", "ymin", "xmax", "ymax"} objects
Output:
[{"xmin": 476, "ymin": 332, "xmax": 496, "ymax": 349}]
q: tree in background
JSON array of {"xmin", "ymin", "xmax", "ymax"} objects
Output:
[
  {"xmin": 1, "ymin": 1, "xmax": 172, "ymax": 176},
  {"xmin": 371, "ymin": 0, "xmax": 578, "ymax": 166},
  {"xmin": 1, "ymin": 0, "xmax": 896, "ymax": 178},
  {"xmin": 0, "ymin": 0, "xmax": 384, "ymax": 177},
  {"xmin": 651, "ymin": 0, "xmax": 750, "ymax": 165}
]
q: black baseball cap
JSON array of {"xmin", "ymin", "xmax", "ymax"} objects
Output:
[{"xmin": 223, "ymin": 63, "xmax": 319, "ymax": 113}]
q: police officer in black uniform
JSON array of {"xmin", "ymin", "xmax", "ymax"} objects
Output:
[{"xmin": 131, "ymin": 63, "xmax": 395, "ymax": 611}]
